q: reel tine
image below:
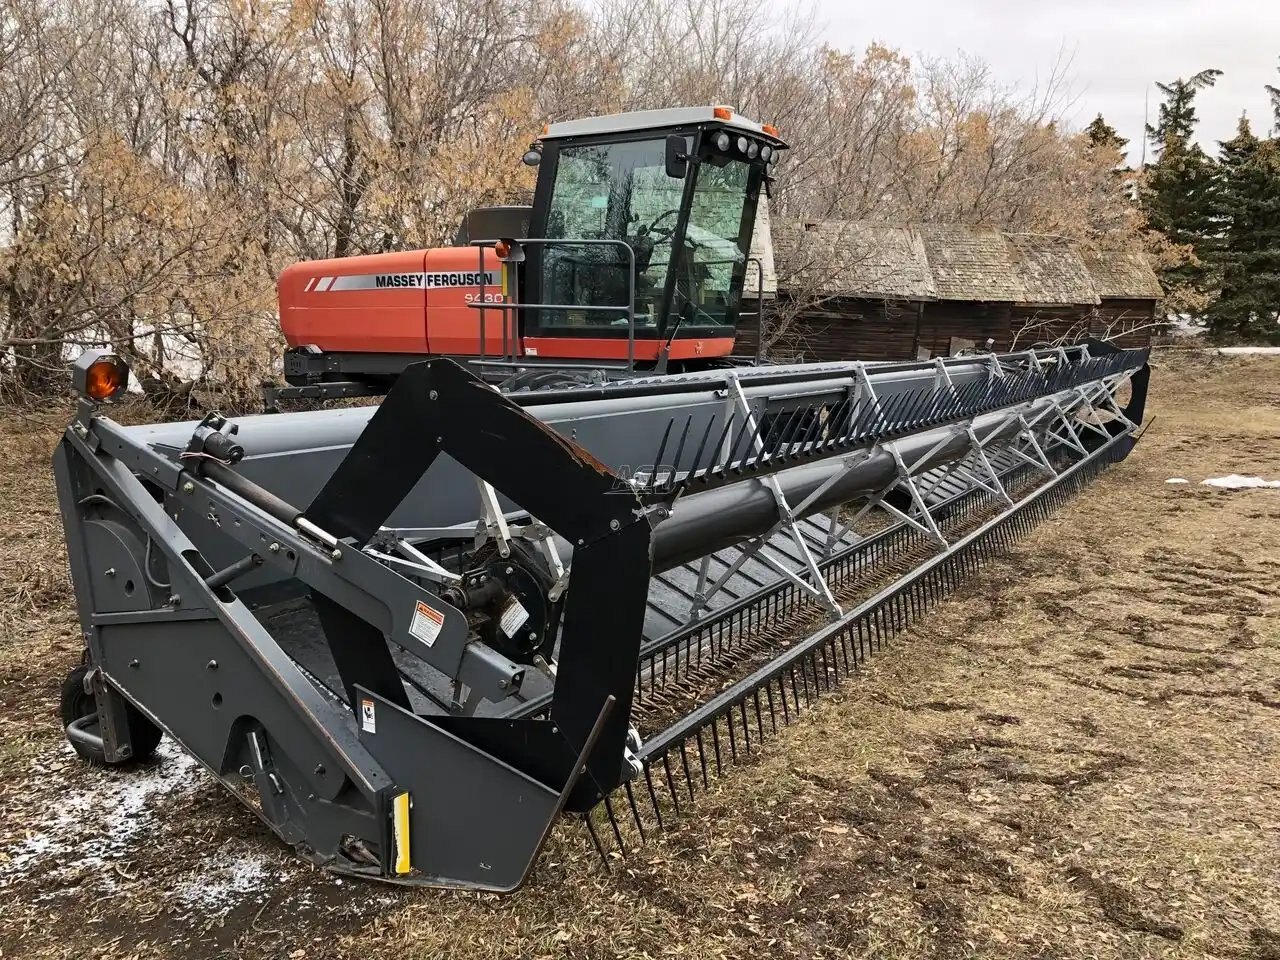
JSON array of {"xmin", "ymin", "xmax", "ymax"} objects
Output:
[
  {"xmin": 664, "ymin": 415, "xmax": 693, "ymax": 494},
  {"xmin": 687, "ymin": 414, "xmax": 719, "ymax": 484},
  {"xmin": 705, "ymin": 416, "xmax": 737, "ymax": 483},
  {"xmin": 651, "ymin": 418, "xmax": 675, "ymax": 494},
  {"xmin": 583, "ymin": 812, "xmax": 611, "ymax": 869}
]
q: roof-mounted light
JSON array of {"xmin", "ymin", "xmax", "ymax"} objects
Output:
[
  {"xmin": 762, "ymin": 123, "xmax": 780, "ymax": 137},
  {"xmin": 713, "ymin": 106, "xmax": 734, "ymax": 120}
]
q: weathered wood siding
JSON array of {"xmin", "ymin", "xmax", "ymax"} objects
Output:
[
  {"xmin": 746, "ymin": 297, "xmax": 921, "ymax": 362},
  {"xmin": 916, "ymin": 301, "xmax": 1012, "ymax": 356},
  {"xmin": 743, "ymin": 295, "xmax": 1158, "ymax": 363}
]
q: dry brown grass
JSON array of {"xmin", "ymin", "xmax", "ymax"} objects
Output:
[{"xmin": 1, "ymin": 354, "xmax": 1277, "ymax": 959}]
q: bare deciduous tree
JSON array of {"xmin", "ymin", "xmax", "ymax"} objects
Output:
[{"xmin": 1, "ymin": 0, "xmax": 1151, "ymax": 409}]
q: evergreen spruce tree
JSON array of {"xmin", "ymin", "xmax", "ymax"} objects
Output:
[
  {"xmin": 1206, "ymin": 115, "xmax": 1280, "ymax": 342},
  {"xmin": 1085, "ymin": 113, "xmax": 1129, "ymax": 155},
  {"xmin": 1142, "ymin": 70, "xmax": 1223, "ymax": 317}
]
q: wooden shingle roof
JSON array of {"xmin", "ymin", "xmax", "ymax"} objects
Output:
[
  {"xmin": 772, "ymin": 220, "xmax": 937, "ymax": 299},
  {"xmin": 916, "ymin": 224, "xmax": 1025, "ymax": 302},
  {"xmin": 771, "ymin": 219, "xmax": 1162, "ymax": 305},
  {"xmin": 1004, "ymin": 235, "xmax": 1100, "ymax": 306},
  {"xmin": 1079, "ymin": 248, "xmax": 1163, "ymax": 300}
]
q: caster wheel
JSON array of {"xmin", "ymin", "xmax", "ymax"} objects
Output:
[{"xmin": 59, "ymin": 664, "xmax": 162, "ymax": 765}]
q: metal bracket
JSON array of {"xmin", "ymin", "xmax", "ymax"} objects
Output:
[{"xmin": 476, "ymin": 480, "xmax": 512, "ymax": 558}]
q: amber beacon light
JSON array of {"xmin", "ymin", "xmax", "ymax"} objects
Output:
[{"xmin": 73, "ymin": 349, "xmax": 130, "ymax": 402}]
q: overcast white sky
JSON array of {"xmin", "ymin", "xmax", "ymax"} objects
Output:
[{"xmin": 816, "ymin": 0, "xmax": 1280, "ymax": 165}]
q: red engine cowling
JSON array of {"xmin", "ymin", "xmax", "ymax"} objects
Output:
[{"xmin": 279, "ymin": 247, "xmax": 509, "ymax": 357}]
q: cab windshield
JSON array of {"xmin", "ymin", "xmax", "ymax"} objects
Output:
[{"xmin": 538, "ymin": 135, "xmax": 757, "ymax": 334}]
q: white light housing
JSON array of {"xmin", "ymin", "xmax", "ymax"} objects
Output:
[
  {"xmin": 714, "ymin": 131, "xmax": 731, "ymax": 151},
  {"xmin": 736, "ymin": 136, "xmax": 749, "ymax": 154}
]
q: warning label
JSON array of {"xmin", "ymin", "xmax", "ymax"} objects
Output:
[
  {"xmin": 499, "ymin": 596, "xmax": 531, "ymax": 638},
  {"xmin": 409, "ymin": 600, "xmax": 445, "ymax": 647},
  {"xmin": 360, "ymin": 698, "xmax": 376, "ymax": 734}
]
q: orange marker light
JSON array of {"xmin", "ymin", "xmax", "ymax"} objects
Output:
[
  {"xmin": 494, "ymin": 239, "xmax": 511, "ymax": 259},
  {"xmin": 84, "ymin": 356, "xmax": 127, "ymax": 401},
  {"xmin": 762, "ymin": 123, "xmax": 780, "ymax": 137},
  {"xmin": 713, "ymin": 106, "xmax": 734, "ymax": 120}
]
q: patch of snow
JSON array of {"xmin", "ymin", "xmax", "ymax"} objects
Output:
[
  {"xmin": 0, "ymin": 740, "xmax": 201, "ymax": 887},
  {"xmin": 1201, "ymin": 474, "xmax": 1280, "ymax": 490},
  {"xmin": 1216, "ymin": 346, "xmax": 1280, "ymax": 356},
  {"xmin": 171, "ymin": 847, "xmax": 276, "ymax": 917},
  {"xmin": 0, "ymin": 740, "xmax": 312, "ymax": 918},
  {"xmin": 1165, "ymin": 478, "xmax": 1189, "ymax": 484}
]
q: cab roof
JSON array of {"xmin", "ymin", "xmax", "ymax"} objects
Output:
[{"xmin": 542, "ymin": 106, "xmax": 787, "ymax": 148}]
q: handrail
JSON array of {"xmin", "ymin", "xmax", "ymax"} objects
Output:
[
  {"xmin": 746, "ymin": 256, "xmax": 765, "ymax": 365},
  {"xmin": 470, "ymin": 238, "xmax": 638, "ymax": 372}
]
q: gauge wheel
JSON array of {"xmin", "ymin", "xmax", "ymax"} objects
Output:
[{"xmin": 59, "ymin": 663, "xmax": 162, "ymax": 766}]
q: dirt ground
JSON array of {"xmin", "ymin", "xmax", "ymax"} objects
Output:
[{"xmin": 1, "ymin": 351, "xmax": 1276, "ymax": 960}]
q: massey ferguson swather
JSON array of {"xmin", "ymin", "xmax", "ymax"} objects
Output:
[
  {"xmin": 54, "ymin": 106, "xmax": 1149, "ymax": 890},
  {"xmin": 55, "ymin": 341, "xmax": 1149, "ymax": 890}
]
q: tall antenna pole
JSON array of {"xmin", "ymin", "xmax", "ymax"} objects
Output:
[{"xmin": 1140, "ymin": 83, "xmax": 1149, "ymax": 168}]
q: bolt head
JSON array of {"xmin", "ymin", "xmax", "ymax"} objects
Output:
[
  {"xmin": 182, "ymin": 481, "xmax": 195, "ymax": 494},
  {"xmin": 609, "ymin": 518, "xmax": 621, "ymax": 531},
  {"xmin": 207, "ymin": 659, "xmax": 218, "ymax": 670},
  {"xmin": 429, "ymin": 390, "xmax": 438, "ymax": 400},
  {"xmin": 129, "ymin": 658, "xmax": 140, "ymax": 669},
  {"xmin": 268, "ymin": 542, "xmax": 281, "ymax": 553},
  {"xmin": 330, "ymin": 548, "xmax": 342, "ymax": 561}
]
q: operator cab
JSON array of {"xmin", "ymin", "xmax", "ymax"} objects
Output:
[{"xmin": 514, "ymin": 107, "xmax": 785, "ymax": 366}]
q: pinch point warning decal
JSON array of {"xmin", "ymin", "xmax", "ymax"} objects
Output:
[
  {"xmin": 409, "ymin": 600, "xmax": 445, "ymax": 647},
  {"xmin": 360, "ymin": 698, "xmax": 376, "ymax": 734}
]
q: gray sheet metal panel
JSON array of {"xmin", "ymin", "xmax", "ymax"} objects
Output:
[
  {"xmin": 113, "ymin": 351, "xmax": 1024, "ymax": 460},
  {"xmin": 110, "ymin": 352, "xmax": 1065, "ymax": 591}
]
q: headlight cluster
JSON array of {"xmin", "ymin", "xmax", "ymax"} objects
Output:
[{"xmin": 714, "ymin": 129, "xmax": 781, "ymax": 166}]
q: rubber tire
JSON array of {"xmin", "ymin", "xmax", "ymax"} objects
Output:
[{"xmin": 59, "ymin": 664, "xmax": 162, "ymax": 766}]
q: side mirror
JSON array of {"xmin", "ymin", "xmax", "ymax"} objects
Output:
[{"xmin": 664, "ymin": 134, "xmax": 688, "ymax": 179}]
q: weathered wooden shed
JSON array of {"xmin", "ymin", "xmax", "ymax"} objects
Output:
[
  {"xmin": 741, "ymin": 221, "xmax": 936, "ymax": 360},
  {"xmin": 751, "ymin": 219, "xmax": 1162, "ymax": 362},
  {"xmin": 1079, "ymin": 248, "xmax": 1165, "ymax": 347}
]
